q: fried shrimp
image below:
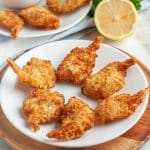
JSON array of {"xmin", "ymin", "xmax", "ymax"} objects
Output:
[
  {"xmin": 47, "ymin": 96, "xmax": 95, "ymax": 139},
  {"xmin": 19, "ymin": 5, "xmax": 60, "ymax": 29},
  {"xmin": 0, "ymin": 10, "xmax": 24, "ymax": 39},
  {"xmin": 95, "ymin": 88, "xmax": 149, "ymax": 123},
  {"xmin": 23, "ymin": 89, "xmax": 64, "ymax": 131},
  {"xmin": 56, "ymin": 36, "xmax": 104, "ymax": 85},
  {"xmin": 82, "ymin": 59, "xmax": 135, "ymax": 100},
  {"xmin": 7, "ymin": 57, "xmax": 56, "ymax": 89},
  {"xmin": 47, "ymin": 0, "xmax": 91, "ymax": 14}
]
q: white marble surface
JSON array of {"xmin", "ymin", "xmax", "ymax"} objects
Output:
[{"xmin": 0, "ymin": 8, "xmax": 150, "ymax": 150}]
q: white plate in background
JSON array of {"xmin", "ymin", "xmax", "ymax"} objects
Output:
[{"xmin": 0, "ymin": 0, "xmax": 91, "ymax": 38}]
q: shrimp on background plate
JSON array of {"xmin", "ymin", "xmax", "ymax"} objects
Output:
[
  {"xmin": 7, "ymin": 57, "xmax": 56, "ymax": 89},
  {"xmin": 47, "ymin": 96, "xmax": 95, "ymax": 139},
  {"xmin": 19, "ymin": 5, "xmax": 60, "ymax": 29},
  {"xmin": 0, "ymin": 10, "xmax": 24, "ymax": 39},
  {"xmin": 47, "ymin": 0, "xmax": 91, "ymax": 14}
]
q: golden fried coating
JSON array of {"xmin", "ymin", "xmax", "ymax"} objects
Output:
[
  {"xmin": 47, "ymin": 0, "xmax": 91, "ymax": 14},
  {"xmin": 82, "ymin": 59, "xmax": 135, "ymax": 100},
  {"xmin": 19, "ymin": 5, "xmax": 60, "ymax": 29},
  {"xmin": 23, "ymin": 89, "xmax": 64, "ymax": 131},
  {"xmin": 47, "ymin": 96, "xmax": 95, "ymax": 139},
  {"xmin": 0, "ymin": 10, "xmax": 24, "ymax": 39},
  {"xmin": 7, "ymin": 57, "xmax": 56, "ymax": 89},
  {"xmin": 95, "ymin": 88, "xmax": 149, "ymax": 123},
  {"xmin": 57, "ymin": 36, "xmax": 104, "ymax": 85}
]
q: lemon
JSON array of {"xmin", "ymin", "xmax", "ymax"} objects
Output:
[{"xmin": 94, "ymin": 0, "xmax": 138, "ymax": 40}]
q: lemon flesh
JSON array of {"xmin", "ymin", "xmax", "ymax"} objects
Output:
[{"xmin": 94, "ymin": 0, "xmax": 138, "ymax": 40}]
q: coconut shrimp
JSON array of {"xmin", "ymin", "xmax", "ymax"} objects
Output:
[
  {"xmin": 47, "ymin": 0, "xmax": 91, "ymax": 14},
  {"xmin": 95, "ymin": 88, "xmax": 149, "ymax": 123},
  {"xmin": 0, "ymin": 10, "xmax": 24, "ymax": 39},
  {"xmin": 57, "ymin": 36, "xmax": 104, "ymax": 85},
  {"xmin": 82, "ymin": 59, "xmax": 135, "ymax": 100},
  {"xmin": 23, "ymin": 89, "xmax": 64, "ymax": 131},
  {"xmin": 7, "ymin": 57, "xmax": 56, "ymax": 89},
  {"xmin": 19, "ymin": 5, "xmax": 60, "ymax": 29},
  {"xmin": 47, "ymin": 96, "xmax": 95, "ymax": 139}
]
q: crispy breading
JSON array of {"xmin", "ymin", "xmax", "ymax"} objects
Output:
[
  {"xmin": 0, "ymin": 10, "xmax": 24, "ymax": 39},
  {"xmin": 56, "ymin": 36, "xmax": 104, "ymax": 85},
  {"xmin": 82, "ymin": 59, "xmax": 135, "ymax": 100},
  {"xmin": 47, "ymin": 96, "xmax": 95, "ymax": 139},
  {"xmin": 19, "ymin": 5, "xmax": 60, "ymax": 29},
  {"xmin": 95, "ymin": 88, "xmax": 149, "ymax": 123},
  {"xmin": 47, "ymin": 0, "xmax": 91, "ymax": 14},
  {"xmin": 23, "ymin": 89, "xmax": 64, "ymax": 131},
  {"xmin": 7, "ymin": 57, "xmax": 56, "ymax": 89}
]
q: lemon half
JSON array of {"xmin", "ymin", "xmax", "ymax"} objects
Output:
[{"xmin": 94, "ymin": 0, "xmax": 138, "ymax": 40}]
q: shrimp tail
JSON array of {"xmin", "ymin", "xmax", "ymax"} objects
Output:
[
  {"xmin": 7, "ymin": 58, "xmax": 23, "ymax": 75},
  {"xmin": 47, "ymin": 122, "xmax": 84, "ymax": 140},
  {"xmin": 28, "ymin": 114, "xmax": 41, "ymax": 132},
  {"xmin": 122, "ymin": 59, "xmax": 135, "ymax": 70},
  {"xmin": 117, "ymin": 59, "xmax": 135, "ymax": 73},
  {"xmin": 7, "ymin": 58, "xmax": 34, "ymax": 85},
  {"xmin": 129, "ymin": 87, "xmax": 150, "ymax": 111},
  {"xmin": 88, "ymin": 36, "xmax": 104, "ymax": 51}
]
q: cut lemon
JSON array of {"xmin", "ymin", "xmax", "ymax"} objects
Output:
[{"xmin": 94, "ymin": 0, "xmax": 138, "ymax": 40}]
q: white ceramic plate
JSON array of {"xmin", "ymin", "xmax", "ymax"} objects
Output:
[
  {"xmin": 0, "ymin": 0, "xmax": 91, "ymax": 38},
  {"xmin": 0, "ymin": 40, "xmax": 149, "ymax": 148}
]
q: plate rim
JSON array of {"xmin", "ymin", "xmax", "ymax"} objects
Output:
[{"xmin": 0, "ymin": 40, "xmax": 149, "ymax": 148}]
